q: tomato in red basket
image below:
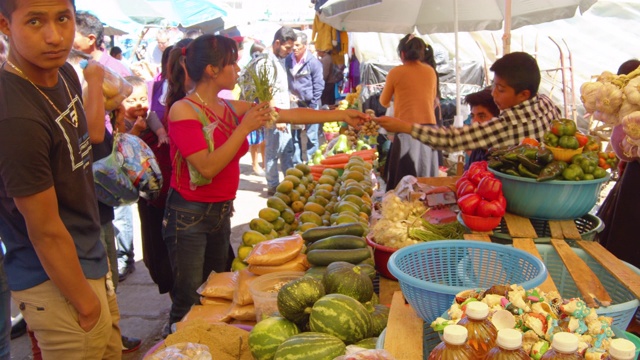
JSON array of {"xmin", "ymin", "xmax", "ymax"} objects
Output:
[
  {"xmin": 476, "ymin": 199, "xmax": 505, "ymax": 218},
  {"xmin": 456, "ymin": 179, "xmax": 476, "ymax": 198},
  {"xmin": 476, "ymin": 176, "xmax": 502, "ymax": 201},
  {"xmin": 497, "ymin": 194, "xmax": 507, "ymax": 212},
  {"xmin": 455, "ymin": 174, "xmax": 470, "ymax": 189},
  {"xmin": 575, "ymin": 133, "xmax": 589, "ymax": 148},
  {"xmin": 458, "ymin": 193, "xmax": 482, "ymax": 215}
]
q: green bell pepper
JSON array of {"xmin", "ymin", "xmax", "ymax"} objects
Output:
[
  {"xmin": 550, "ymin": 119, "xmax": 577, "ymax": 136},
  {"xmin": 543, "ymin": 132, "xmax": 559, "ymax": 147},
  {"xmin": 592, "ymin": 167, "xmax": 607, "ymax": 179},
  {"xmin": 562, "ymin": 163, "xmax": 584, "ymax": 181},
  {"xmin": 558, "ymin": 135, "xmax": 580, "ymax": 150}
]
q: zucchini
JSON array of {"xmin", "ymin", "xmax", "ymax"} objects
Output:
[
  {"xmin": 302, "ymin": 223, "xmax": 366, "ymax": 243},
  {"xmin": 306, "ymin": 235, "xmax": 367, "ymax": 252},
  {"xmin": 306, "ymin": 248, "xmax": 372, "ymax": 266}
]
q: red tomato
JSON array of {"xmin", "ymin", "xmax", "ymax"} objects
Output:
[
  {"xmin": 476, "ymin": 199, "xmax": 505, "ymax": 217},
  {"xmin": 457, "ymin": 193, "xmax": 482, "ymax": 215},
  {"xmin": 456, "ymin": 180, "xmax": 476, "ymax": 198},
  {"xmin": 520, "ymin": 137, "xmax": 540, "ymax": 147},
  {"xmin": 575, "ymin": 133, "xmax": 588, "ymax": 148},
  {"xmin": 476, "ymin": 177, "xmax": 503, "ymax": 201},
  {"xmin": 470, "ymin": 170, "xmax": 494, "ymax": 185}
]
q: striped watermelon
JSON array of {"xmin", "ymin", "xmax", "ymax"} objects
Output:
[
  {"xmin": 249, "ymin": 316, "xmax": 300, "ymax": 360},
  {"xmin": 369, "ymin": 304, "xmax": 390, "ymax": 337},
  {"xmin": 309, "ymin": 293, "xmax": 373, "ymax": 344},
  {"xmin": 274, "ymin": 332, "xmax": 345, "ymax": 360}
]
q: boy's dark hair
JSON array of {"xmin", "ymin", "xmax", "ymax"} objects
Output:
[
  {"xmin": 124, "ymin": 75, "xmax": 146, "ymax": 88},
  {"xmin": 1, "ymin": 0, "xmax": 75, "ymax": 19},
  {"xmin": 272, "ymin": 26, "xmax": 296, "ymax": 46},
  {"xmin": 397, "ymin": 34, "xmax": 426, "ymax": 62},
  {"xmin": 617, "ymin": 59, "xmax": 640, "ymax": 76},
  {"xmin": 490, "ymin": 52, "xmax": 540, "ymax": 97},
  {"xmin": 109, "ymin": 46, "xmax": 122, "ymax": 57},
  {"xmin": 76, "ymin": 11, "xmax": 104, "ymax": 48},
  {"xmin": 464, "ymin": 87, "xmax": 500, "ymax": 117}
]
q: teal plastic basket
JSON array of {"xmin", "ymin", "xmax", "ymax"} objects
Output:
[
  {"xmin": 536, "ymin": 244, "xmax": 640, "ymax": 330},
  {"xmin": 387, "ymin": 240, "xmax": 547, "ymax": 324}
]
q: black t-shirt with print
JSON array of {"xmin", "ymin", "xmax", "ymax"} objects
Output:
[{"xmin": 0, "ymin": 63, "xmax": 108, "ymax": 291}]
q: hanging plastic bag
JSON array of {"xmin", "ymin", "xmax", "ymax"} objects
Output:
[
  {"xmin": 92, "ymin": 138, "xmax": 138, "ymax": 207},
  {"xmin": 115, "ymin": 133, "xmax": 163, "ymax": 200},
  {"xmin": 175, "ymin": 103, "xmax": 217, "ymax": 190}
]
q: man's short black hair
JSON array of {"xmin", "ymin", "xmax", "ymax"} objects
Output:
[
  {"xmin": 464, "ymin": 87, "xmax": 500, "ymax": 117},
  {"xmin": 490, "ymin": 52, "xmax": 540, "ymax": 97},
  {"xmin": 0, "ymin": 0, "xmax": 75, "ymax": 19},
  {"xmin": 617, "ymin": 59, "xmax": 640, "ymax": 76},
  {"xmin": 273, "ymin": 26, "xmax": 296, "ymax": 46},
  {"xmin": 109, "ymin": 46, "xmax": 122, "ymax": 57},
  {"xmin": 76, "ymin": 11, "xmax": 104, "ymax": 48}
]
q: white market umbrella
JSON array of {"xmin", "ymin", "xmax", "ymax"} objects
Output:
[{"xmin": 319, "ymin": 0, "xmax": 597, "ymax": 121}]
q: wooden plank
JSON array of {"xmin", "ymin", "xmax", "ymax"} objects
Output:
[
  {"xmin": 512, "ymin": 238, "xmax": 559, "ymax": 294},
  {"xmin": 577, "ymin": 240, "xmax": 640, "ymax": 300},
  {"xmin": 504, "ymin": 213, "xmax": 538, "ymax": 238},
  {"xmin": 384, "ymin": 291, "xmax": 423, "ymax": 360},
  {"xmin": 548, "ymin": 221, "xmax": 564, "ymax": 239},
  {"xmin": 464, "ymin": 234, "xmax": 492, "ymax": 242},
  {"xmin": 550, "ymin": 239, "xmax": 612, "ymax": 308},
  {"xmin": 378, "ymin": 277, "xmax": 401, "ymax": 306},
  {"xmin": 558, "ymin": 220, "xmax": 582, "ymax": 240}
]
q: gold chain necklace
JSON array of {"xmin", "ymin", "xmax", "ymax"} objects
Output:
[
  {"xmin": 5, "ymin": 61, "xmax": 79, "ymax": 127},
  {"xmin": 194, "ymin": 91, "xmax": 224, "ymax": 123}
]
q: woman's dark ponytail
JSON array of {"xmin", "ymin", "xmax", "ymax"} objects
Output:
[{"xmin": 165, "ymin": 38, "xmax": 194, "ymax": 115}]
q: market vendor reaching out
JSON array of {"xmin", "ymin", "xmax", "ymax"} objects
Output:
[{"xmin": 375, "ymin": 52, "xmax": 562, "ymax": 153}]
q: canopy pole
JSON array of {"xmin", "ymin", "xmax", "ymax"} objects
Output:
[
  {"xmin": 453, "ymin": 0, "xmax": 463, "ymax": 127},
  {"xmin": 503, "ymin": 0, "xmax": 512, "ymax": 55}
]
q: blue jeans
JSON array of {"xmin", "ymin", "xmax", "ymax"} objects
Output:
[
  {"xmin": 305, "ymin": 123, "xmax": 321, "ymax": 163},
  {"xmin": 0, "ymin": 250, "xmax": 10, "ymax": 360},
  {"xmin": 162, "ymin": 189, "xmax": 233, "ymax": 325},
  {"xmin": 292, "ymin": 124, "xmax": 321, "ymax": 165},
  {"xmin": 265, "ymin": 126, "xmax": 294, "ymax": 189},
  {"xmin": 113, "ymin": 204, "xmax": 134, "ymax": 270}
]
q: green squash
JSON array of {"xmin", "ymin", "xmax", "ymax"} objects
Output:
[
  {"xmin": 369, "ymin": 304, "xmax": 390, "ymax": 337},
  {"xmin": 323, "ymin": 261, "xmax": 374, "ymax": 303},
  {"xmin": 277, "ymin": 277, "xmax": 325, "ymax": 326}
]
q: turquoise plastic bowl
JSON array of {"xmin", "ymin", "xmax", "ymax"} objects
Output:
[{"xmin": 488, "ymin": 168, "xmax": 610, "ymax": 220}]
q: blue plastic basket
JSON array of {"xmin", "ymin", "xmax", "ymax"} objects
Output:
[
  {"xmin": 536, "ymin": 244, "xmax": 640, "ymax": 330},
  {"xmin": 387, "ymin": 240, "xmax": 548, "ymax": 324}
]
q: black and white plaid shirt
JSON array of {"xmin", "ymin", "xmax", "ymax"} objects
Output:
[{"xmin": 410, "ymin": 94, "xmax": 561, "ymax": 152}]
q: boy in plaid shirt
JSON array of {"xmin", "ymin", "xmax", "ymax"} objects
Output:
[{"xmin": 376, "ymin": 52, "xmax": 561, "ymax": 152}]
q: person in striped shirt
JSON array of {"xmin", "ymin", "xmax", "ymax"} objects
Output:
[{"xmin": 375, "ymin": 52, "xmax": 561, "ymax": 154}]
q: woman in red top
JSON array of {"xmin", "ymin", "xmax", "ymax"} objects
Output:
[{"xmin": 162, "ymin": 34, "xmax": 366, "ymax": 330}]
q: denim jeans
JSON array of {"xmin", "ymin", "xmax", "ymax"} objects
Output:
[
  {"xmin": 292, "ymin": 124, "xmax": 321, "ymax": 165},
  {"xmin": 113, "ymin": 204, "xmax": 135, "ymax": 270},
  {"xmin": 162, "ymin": 189, "xmax": 233, "ymax": 325},
  {"xmin": 265, "ymin": 126, "xmax": 294, "ymax": 189},
  {"xmin": 305, "ymin": 123, "xmax": 321, "ymax": 163},
  {"xmin": 0, "ymin": 250, "xmax": 10, "ymax": 360}
]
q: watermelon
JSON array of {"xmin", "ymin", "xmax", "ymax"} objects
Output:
[
  {"xmin": 309, "ymin": 293, "xmax": 373, "ymax": 344},
  {"xmin": 274, "ymin": 332, "xmax": 345, "ymax": 360},
  {"xmin": 322, "ymin": 261, "xmax": 374, "ymax": 303},
  {"xmin": 354, "ymin": 337, "xmax": 378, "ymax": 349},
  {"xmin": 277, "ymin": 277, "xmax": 325, "ymax": 326},
  {"xmin": 369, "ymin": 304, "xmax": 389, "ymax": 337},
  {"xmin": 249, "ymin": 316, "xmax": 300, "ymax": 360}
]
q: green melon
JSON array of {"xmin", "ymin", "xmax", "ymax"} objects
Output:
[
  {"xmin": 249, "ymin": 316, "xmax": 300, "ymax": 360},
  {"xmin": 354, "ymin": 337, "xmax": 378, "ymax": 349},
  {"xmin": 277, "ymin": 277, "xmax": 325, "ymax": 326},
  {"xmin": 309, "ymin": 293, "xmax": 373, "ymax": 344},
  {"xmin": 322, "ymin": 261, "xmax": 374, "ymax": 303},
  {"xmin": 273, "ymin": 332, "xmax": 345, "ymax": 360},
  {"xmin": 369, "ymin": 304, "xmax": 389, "ymax": 337}
]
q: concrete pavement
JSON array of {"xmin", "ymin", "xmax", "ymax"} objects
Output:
[{"xmin": 9, "ymin": 152, "xmax": 270, "ymax": 359}]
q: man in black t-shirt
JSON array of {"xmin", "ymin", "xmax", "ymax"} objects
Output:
[{"xmin": 0, "ymin": 0, "xmax": 122, "ymax": 358}]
